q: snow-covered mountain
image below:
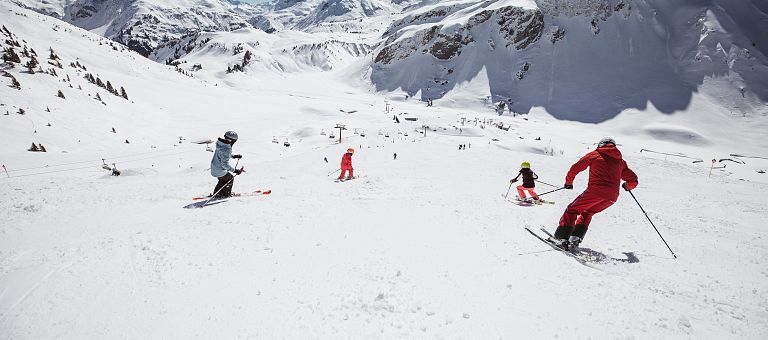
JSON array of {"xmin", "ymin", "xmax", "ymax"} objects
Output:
[
  {"xmin": 370, "ymin": 0, "xmax": 768, "ymax": 121},
  {"xmin": 12, "ymin": 0, "xmax": 264, "ymax": 57}
]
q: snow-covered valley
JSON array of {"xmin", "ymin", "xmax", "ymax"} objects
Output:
[{"xmin": 1, "ymin": 1, "xmax": 768, "ymax": 339}]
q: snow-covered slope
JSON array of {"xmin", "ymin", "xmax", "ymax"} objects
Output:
[
  {"xmin": 370, "ymin": 0, "xmax": 768, "ymax": 121},
  {"xmin": 2, "ymin": 2, "xmax": 768, "ymax": 339}
]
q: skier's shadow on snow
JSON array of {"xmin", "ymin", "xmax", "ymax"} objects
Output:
[
  {"xmin": 183, "ymin": 200, "xmax": 228, "ymax": 209},
  {"xmin": 576, "ymin": 248, "xmax": 640, "ymax": 264}
]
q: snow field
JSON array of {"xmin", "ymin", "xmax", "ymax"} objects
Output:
[{"xmin": 1, "ymin": 2, "xmax": 767, "ymax": 339}]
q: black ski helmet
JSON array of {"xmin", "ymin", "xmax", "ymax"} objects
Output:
[
  {"xmin": 598, "ymin": 137, "xmax": 615, "ymax": 147},
  {"xmin": 224, "ymin": 131, "xmax": 238, "ymax": 142}
]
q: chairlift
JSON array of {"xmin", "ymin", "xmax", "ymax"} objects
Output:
[
  {"xmin": 320, "ymin": 129, "xmax": 326, "ymax": 136},
  {"xmin": 329, "ymin": 133, "xmax": 335, "ymax": 139},
  {"xmin": 272, "ymin": 136, "xmax": 279, "ymax": 144},
  {"xmin": 284, "ymin": 139, "xmax": 291, "ymax": 147}
]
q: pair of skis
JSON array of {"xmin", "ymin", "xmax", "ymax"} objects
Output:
[
  {"xmin": 185, "ymin": 189, "xmax": 272, "ymax": 209},
  {"xmin": 525, "ymin": 226, "xmax": 600, "ymax": 268},
  {"xmin": 192, "ymin": 189, "xmax": 272, "ymax": 201}
]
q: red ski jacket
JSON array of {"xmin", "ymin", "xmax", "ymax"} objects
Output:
[
  {"xmin": 341, "ymin": 153, "xmax": 353, "ymax": 170},
  {"xmin": 565, "ymin": 145, "xmax": 638, "ymax": 201}
]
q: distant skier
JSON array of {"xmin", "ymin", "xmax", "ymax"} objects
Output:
[
  {"xmin": 210, "ymin": 131, "xmax": 243, "ymax": 198},
  {"xmin": 548, "ymin": 137, "xmax": 638, "ymax": 249},
  {"xmin": 393, "ymin": 153, "xmax": 397, "ymax": 160},
  {"xmin": 324, "ymin": 157, "xmax": 328, "ymax": 163},
  {"xmin": 511, "ymin": 162, "xmax": 539, "ymax": 202},
  {"xmin": 338, "ymin": 147, "xmax": 355, "ymax": 180}
]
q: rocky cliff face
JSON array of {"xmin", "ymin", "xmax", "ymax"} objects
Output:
[{"xmin": 376, "ymin": 5, "xmax": 543, "ymax": 64}]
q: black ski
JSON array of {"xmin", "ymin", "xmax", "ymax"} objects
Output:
[{"xmin": 524, "ymin": 227, "xmax": 599, "ymax": 269}]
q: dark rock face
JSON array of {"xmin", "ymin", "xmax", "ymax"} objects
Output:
[
  {"xmin": 375, "ymin": 6, "xmax": 544, "ymax": 65},
  {"xmin": 496, "ymin": 7, "xmax": 544, "ymax": 49},
  {"xmin": 429, "ymin": 32, "xmax": 474, "ymax": 60}
]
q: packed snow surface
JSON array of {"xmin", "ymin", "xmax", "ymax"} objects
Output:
[{"xmin": 1, "ymin": 2, "xmax": 768, "ymax": 339}]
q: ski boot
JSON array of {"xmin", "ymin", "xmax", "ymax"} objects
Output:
[
  {"xmin": 548, "ymin": 225, "xmax": 574, "ymax": 250},
  {"xmin": 567, "ymin": 236, "xmax": 582, "ymax": 251},
  {"xmin": 568, "ymin": 224, "xmax": 587, "ymax": 250}
]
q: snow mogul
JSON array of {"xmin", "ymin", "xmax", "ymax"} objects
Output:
[
  {"xmin": 548, "ymin": 137, "xmax": 638, "ymax": 249},
  {"xmin": 210, "ymin": 131, "xmax": 243, "ymax": 198}
]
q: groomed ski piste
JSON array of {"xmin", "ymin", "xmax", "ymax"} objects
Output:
[{"xmin": 2, "ymin": 2, "xmax": 768, "ymax": 339}]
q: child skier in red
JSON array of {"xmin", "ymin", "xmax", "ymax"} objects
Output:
[
  {"xmin": 338, "ymin": 148, "xmax": 355, "ymax": 180},
  {"xmin": 511, "ymin": 161, "xmax": 539, "ymax": 202}
]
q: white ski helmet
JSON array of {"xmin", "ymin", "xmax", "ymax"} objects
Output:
[
  {"xmin": 224, "ymin": 131, "xmax": 238, "ymax": 142},
  {"xmin": 598, "ymin": 137, "xmax": 615, "ymax": 147}
]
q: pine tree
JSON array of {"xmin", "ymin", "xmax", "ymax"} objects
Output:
[
  {"xmin": 95, "ymin": 93, "xmax": 102, "ymax": 101},
  {"xmin": 96, "ymin": 77, "xmax": 104, "ymax": 88},
  {"xmin": 242, "ymin": 50, "xmax": 252, "ymax": 67},
  {"xmin": 26, "ymin": 55, "xmax": 38, "ymax": 73},
  {"xmin": 10, "ymin": 76, "xmax": 20, "ymax": 89},
  {"xmin": 106, "ymin": 81, "xmax": 115, "ymax": 94},
  {"xmin": 120, "ymin": 86, "xmax": 128, "ymax": 100},
  {"xmin": 28, "ymin": 143, "xmax": 39, "ymax": 152},
  {"xmin": 48, "ymin": 47, "xmax": 59, "ymax": 60},
  {"xmin": 3, "ymin": 47, "xmax": 21, "ymax": 64},
  {"xmin": 57, "ymin": 89, "xmax": 65, "ymax": 99}
]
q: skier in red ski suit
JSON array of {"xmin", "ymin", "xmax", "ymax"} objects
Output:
[
  {"xmin": 338, "ymin": 148, "xmax": 354, "ymax": 180},
  {"xmin": 549, "ymin": 137, "xmax": 638, "ymax": 249}
]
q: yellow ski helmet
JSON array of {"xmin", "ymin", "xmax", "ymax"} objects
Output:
[{"xmin": 521, "ymin": 162, "xmax": 531, "ymax": 168}]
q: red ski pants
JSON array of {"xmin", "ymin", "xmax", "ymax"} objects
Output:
[
  {"xmin": 516, "ymin": 185, "xmax": 538, "ymax": 199},
  {"xmin": 559, "ymin": 190, "xmax": 615, "ymax": 228},
  {"xmin": 339, "ymin": 168, "xmax": 354, "ymax": 179}
]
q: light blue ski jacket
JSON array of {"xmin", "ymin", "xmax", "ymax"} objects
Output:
[{"xmin": 210, "ymin": 139, "xmax": 234, "ymax": 177}]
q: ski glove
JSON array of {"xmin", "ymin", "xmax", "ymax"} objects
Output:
[
  {"xmin": 622, "ymin": 183, "xmax": 630, "ymax": 191},
  {"xmin": 510, "ymin": 179, "xmax": 518, "ymax": 184},
  {"xmin": 564, "ymin": 184, "xmax": 573, "ymax": 189},
  {"xmin": 234, "ymin": 168, "xmax": 244, "ymax": 175},
  {"xmin": 232, "ymin": 154, "xmax": 242, "ymax": 159}
]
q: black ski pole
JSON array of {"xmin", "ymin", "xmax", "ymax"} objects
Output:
[
  {"xmin": 504, "ymin": 182, "xmax": 513, "ymax": 199},
  {"xmin": 535, "ymin": 179, "xmax": 559, "ymax": 188},
  {"xmin": 203, "ymin": 167, "xmax": 243, "ymax": 206},
  {"xmin": 628, "ymin": 189, "xmax": 677, "ymax": 259},
  {"xmin": 535, "ymin": 187, "xmax": 565, "ymax": 198}
]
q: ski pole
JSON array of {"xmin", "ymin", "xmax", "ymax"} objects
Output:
[
  {"xmin": 535, "ymin": 187, "xmax": 565, "ymax": 198},
  {"xmin": 202, "ymin": 167, "xmax": 243, "ymax": 206},
  {"xmin": 327, "ymin": 168, "xmax": 340, "ymax": 177},
  {"xmin": 535, "ymin": 179, "xmax": 559, "ymax": 188},
  {"xmin": 628, "ymin": 189, "xmax": 677, "ymax": 259},
  {"xmin": 504, "ymin": 182, "xmax": 513, "ymax": 199},
  {"xmin": 2, "ymin": 165, "xmax": 9, "ymax": 178}
]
